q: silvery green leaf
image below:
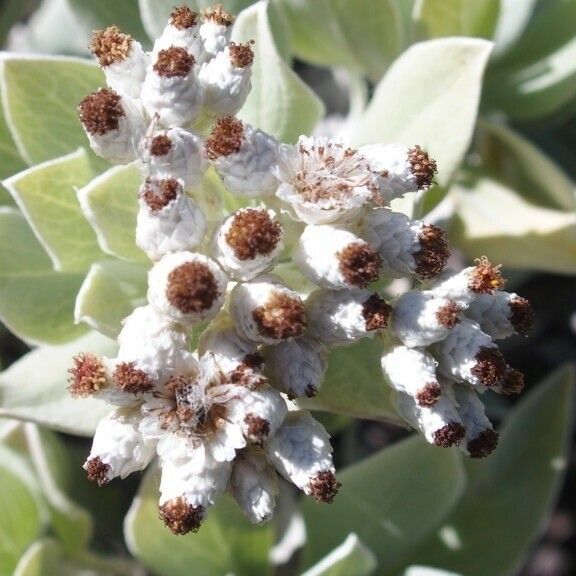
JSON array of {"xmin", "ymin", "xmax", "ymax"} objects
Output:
[{"xmin": 13, "ymin": 539, "xmax": 62, "ymax": 576}]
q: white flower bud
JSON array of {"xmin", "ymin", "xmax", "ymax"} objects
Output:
[
  {"xmin": 264, "ymin": 336, "xmax": 328, "ymax": 398},
  {"xmin": 148, "ymin": 252, "xmax": 228, "ymax": 325},
  {"xmin": 393, "ymin": 388, "xmax": 465, "ymax": 448},
  {"xmin": 306, "ymin": 289, "xmax": 391, "ymax": 346},
  {"xmin": 230, "ymin": 276, "xmax": 306, "ymax": 344},
  {"xmin": 78, "ymin": 88, "xmax": 145, "ymax": 164},
  {"xmin": 140, "ymin": 127, "xmax": 205, "ymax": 189},
  {"xmin": 382, "ymin": 345, "xmax": 443, "ymax": 407},
  {"xmin": 465, "ymin": 292, "xmax": 533, "ymax": 340},
  {"xmin": 392, "ymin": 290, "xmax": 461, "ymax": 347},
  {"xmin": 275, "ymin": 136, "xmax": 377, "ymax": 224},
  {"xmin": 453, "ymin": 386, "xmax": 498, "ymax": 458},
  {"xmin": 199, "ymin": 42, "xmax": 253, "ymax": 117},
  {"xmin": 199, "ymin": 5, "xmax": 234, "ymax": 61},
  {"xmin": 294, "ymin": 225, "xmax": 382, "ymax": 290},
  {"xmin": 140, "ymin": 46, "xmax": 203, "ymax": 127},
  {"xmin": 359, "ymin": 144, "xmax": 437, "ymax": 202},
  {"xmin": 153, "ymin": 6, "xmax": 204, "ymax": 62},
  {"xmin": 230, "ymin": 448, "xmax": 278, "ymax": 525},
  {"xmin": 205, "ymin": 116, "xmax": 279, "ymax": 198},
  {"xmin": 361, "ymin": 209, "xmax": 449, "ymax": 280},
  {"xmin": 266, "ymin": 411, "xmax": 340, "ymax": 503},
  {"xmin": 212, "ymin": 208, "xmax": 283, "ymax": 280},
  {"xmin": 84, "ymin": 407, "xmax": 156, "ymax": 485},
  {"xmin": 136, "ymin": 178, "xmax": 207, "ymax": 261},
  {"xmin": 89, "ymin": 27, "xmax": 147, "ymax": 98}
]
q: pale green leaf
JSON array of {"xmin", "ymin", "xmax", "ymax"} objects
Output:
[
  {"xmin": 450, "ymin": 173, "xmax": 576, "ymax": 274},
  {"xmin": 0, "ymin": 331, "xmax": 116, "ymax": 436},
  {"xmin": 0, "ymin": 55, "xmax": 104, "ymax": 166},
  {"xmin": 0, "ymin": 78, "xmax": 26, "ymax": 182},
  {"xmin": 75, "ymin": 260, "xmax": 148, "ymax": 338},
  {"xmin": 491, "ymin": 0, "xmax": 537, "ymax": 59},
  {"xmin": 351, "ymin": 38, "xmax": 493, "ymax": 187},
  {"xmin": 78, "ymin": 164, "xmax": 147, "ymax": 263},
  {"xmin": 14, "ymin": 539, "xmax": 62, "ymax": 576},
  {"xmin": 413, "ymin": 0, "xmax": 500, "ymax": 40},
  {"xmin": 3, "ymin": 149, "xmax": 104, "ymax": 272},
  {"xmin": 395, "ymin": 366, "xmax": 575, "ymax": 575},
  {"xmin": 298, "ymin": 339, "xmax": 402, "ymax": 425},
  {"xmin": 301, "ymin": 534, "xmax": 377, "ymax": 576},
  {"xmin": 232, "ymin": 1, "xmax": 324, "ymax": 143},
  {"xmin": 0, "ymin": 208, "xmax": 88, "ymax": 344},
  {"xmin": 401, "ymin": 568, "xmax": 462, "ymax": 576},
  {"xmin": 125, "ymin": 465, "xmax": 274, "ymax": 576},
  {"xmin": 301, "ymin": 436, "xmax": 466, "ymax": 572}
]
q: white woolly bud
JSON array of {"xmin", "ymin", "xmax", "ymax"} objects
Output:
[
  {"xmin": 453, "ymin": 386, "xmax": 498, "ymax": 458},
  {"xmin": 230, "ymin": 276, "xmax": 306, "ymax": 344},
  {"xmin": 148, "ymin": 252, "xmax": 228, "ymax": 325},
  {"xmin": 199, "ymin": 6, "xmax": 234, "ymax": 61},
  {"xmin": 392, "ymin": 290, "xmax": 462, "ymax": 347},
  {"xmin": 361, "ymin": 209, "xmax": 449, "ymax": 280},
  {"xmin": 198, "ymin": 42, "xmax": 253, "ymax": 117},
  {"xmin": 152, "ymin": 6, "xmax": 204, "ymax": 61},
  {"xmin": 294, "ymin": 225, "xmax": 382, "ymax": 290},
  {"xmin": 212, "ymin": 208, "xmax": 283, "ymax": 281},
  {"xmin": 89, "ymin": 27, "xmax": 148, "ymax": 98},
  {"xmin": 78, "ymin": 88, "xmax": 145, "ymax": 164},
  {"xmin": 393, "ymin": 388, "xmax": 466, "ymax": 448},
  {"xmin": 275, "ymin": 136, "xmax": 376, "ymax": 225},
  {"xmin": 359, "ymin": 143, "xmax": 437, "ymax": 202},
  {"xmin": 264, "ymin": 336, "xmax": 328, "ymax": 398},
  {"xmin": 266, "ymin": 411, "xmax": 340, "ymax": 503},
  {"xmin": 84, "ymin": 407, "xmax": 156, "ymax": 485},
  {"xmin": 140, "ymin": 127, "xmax": 205, "ymax": 189},
  {"xmin": 306, "ymin": 289, "xmax": 391, "ymax": 346},
  {"xmin": 466, "ymin": 292, "xmax": 533, "ymax": 340},
  {"xmin": 140, "ymin": 46, "xmax": 203, "ymax": 127},
  {"xmin": 136, "ymin": 178, "xmax": 207, "ymax": 261},
  {"xmin": 205, "ymin": 116, "xmax": 279, "ymax": 198},
  {"xmin": 230, "ymin": 448, "xmax": 278, "ymax": 525},
  {"xmin": 434, "ymin": 318, "xmax": 508, "ymax": 390},
  {"xmin": 381, "ymin": 346, "xmax": 442, "ymax": 407}
]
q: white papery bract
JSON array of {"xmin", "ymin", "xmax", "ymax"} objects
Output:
[
  {"xmin": 152, "ymin": 6, "xmax": 204, "ymax": 61},
  {"xmin": 199, "ymin": 5, "xmax": 234, "ymax": 61}
]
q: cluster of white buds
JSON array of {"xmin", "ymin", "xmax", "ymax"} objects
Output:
[{"xmin": 71, "ymin": 5, "xmax": 533, "ymax": 534}]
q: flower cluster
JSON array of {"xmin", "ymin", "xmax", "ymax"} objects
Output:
[{"xmin": 71, "ymin": 5, "xmax": 533, "ymax": 534}]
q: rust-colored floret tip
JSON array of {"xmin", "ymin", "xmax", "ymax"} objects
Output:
[
  {"xmin": 154, "ymin": 47, "xmax": 195, "ymax": 78},
  {"xmin": 502, "ymin": 368, "xmax": 525, "ymax": 396},
  {"xmin": 471, "ymin": 347, "xmax": 508, "ymax": 388},
  {"xmin": 416, "ymin": 382, "xmax": 442, "ymax": 407},
  {"xmin": 202, "ymin": 4, "xmax": 235, "ymax": 26},
  {"xmin": 338, "ymin": 242, "xmax": 382, "ymax": 288},
  {"xmin": 90, "ymin": 26, "xmax": 132, "ymax": 67},
  {"xmin": 362, "ymin": 294, "xmax": 392, "ymax": 331},
  {"xmin": 252, "ymin": 293, "xmax": 306, "ymax": 340},
  {"xmin": 141, "ymin": 178, "xmax": 181, "ymax": 212},
  {"xmin": 166, "ymin": 261, "xmax": 220, "ymax": 314},
  {"xmin": 113, "ymin": 362, "xmax": 154, "ymax": 394},
  {"xmin": 85, "ymin": 457, "xmax": 111, "ymax": 486},
  {"xmin": 68, "ymin": 353, "xmax": 107, "ymax": 397},
  {"xmin": 408, "ymin": 145, "xmax": 437, "ymax": 190},
  {"xmin": 470, "ymin": 256, "xmax": 505, "ymax": 294},
  {"xmin": 229, "ymin": 41, "xmax": 254, "ymax": 68},
  {"xmin": 509, "ymin": 296, "xmax": 534, "ymax": 335},
  {"xmin": 309, "ymin": 471, "xmax": 341, "ymax": 503},
  {"xmin": 226, "ymin": 209, "xmax": 282, "ymax": 261},
  {"xmin": 160, "ymin": 498, "xmax": 204, "ymax": 535},
  {"xmin": 170, "ymin": 6, "xmax": 199, "ymax": 29},
  {"xmin": 149, "ymin": 134, "xmax": 173, "ymax": 157},
  {"xmin": 304, "ymin": 384, "xmax": 318, "ymax": 398},
  {"xmin": 436, "ymin": 301, "xmax": 460, "ymax": 328},
  {"xmin": 433, "ymin": 422, "xmax": 466, "ymax": 447},
  {"xmin": 205, "ymin": 115, "xmax": 244, "ymax": 160},
  {"xmin": 244, "ymin": 414, "xmax": 270, "ymax": 440},
  {"xmin": 415, "ymin": 224, "xmax": 449, "ymax": 280},
  {"xmin": 78, "ymin": 88, "xmax": 123, "ymax": 136},
  {"xmin": 468, "ymin": 429, "xmax": 499, "ymax": 458}
]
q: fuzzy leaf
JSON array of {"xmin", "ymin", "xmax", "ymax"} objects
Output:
[
  {"xmin": 394, "ymin": 366, "xmax": 575, "ymax": 575},
  {"xmin": 232, "ymin": 1, "xmax": 325, "ymax": 143},
  {"xmin": 491, "ymin": 0, "xmax": 537, "ymax": 59},
  {"xmin": 3, "ymin": 149, "xmax": 103, "ymax": 272},
  {"xmin": 301, "ymin": 436, "xmax": 466, "ymax": 572},
  {"xmin": 351, "ymin": 38, "xmax": 493, "ymax": 187},
  {"xmin": 451, "ymin": 173, "xmax": 576, "ymax": 274},
  {"xmin": 0, "ymin": 80, "xmax": 26, "ymax": 182},
  {"xmin": 0, "ymin": 331, "xmax": 116, "ymax": 436},
  {"xmin": 0, "ymin": 208, "xmax": 87, "ymax": 344},
  {"xmin": 401, "ymin": 568, "xmax": 462, "ymax": 576},
  {"xmin": 124, "ymin": 465, "xmax": 274, "ymax": 576},
  {"xmin": 13, "ymin": 539, "xmax": 62, "ymax": 576},
  {"xmin": 78, "ymin": 164, "xmax": 146, "ymax": 263}
]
